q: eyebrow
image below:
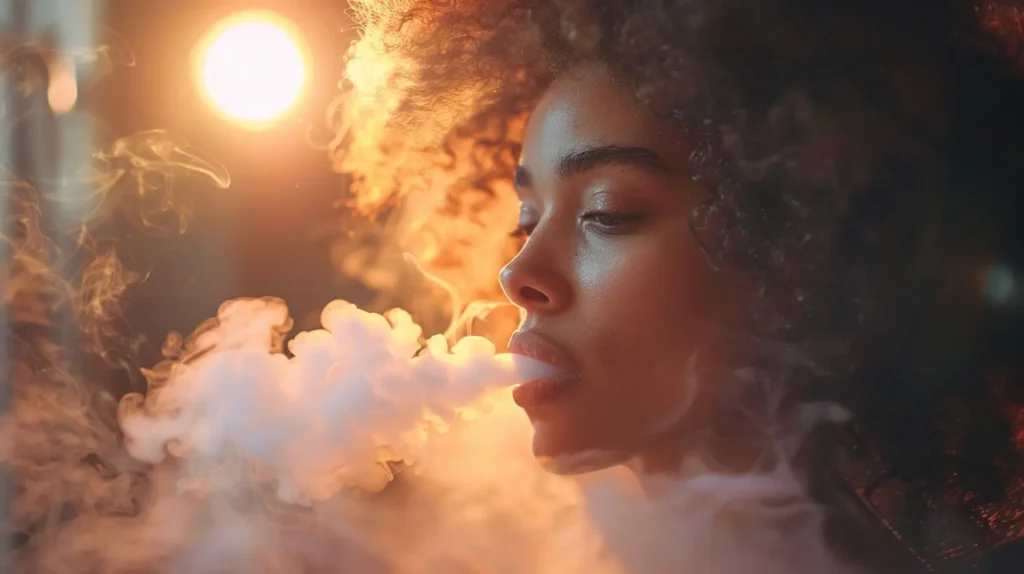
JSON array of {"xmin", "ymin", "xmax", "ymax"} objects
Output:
[{"xmin": 514, "ymin": 145, "xmax": 670, "ymax": 190}]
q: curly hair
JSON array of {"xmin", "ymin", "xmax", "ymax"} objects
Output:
[{"xmin": 332, "ymin": 0, "xmax": 1024, "ymax": 566}]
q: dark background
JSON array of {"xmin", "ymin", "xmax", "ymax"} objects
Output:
[{"xmin": 94, "ymin": 0, "xmax": 363, "ymax": 373}]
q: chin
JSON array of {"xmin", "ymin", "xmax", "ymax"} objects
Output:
[{"xmin": 531, "ymin": 422, "xmax": 631, "ymax": 475}]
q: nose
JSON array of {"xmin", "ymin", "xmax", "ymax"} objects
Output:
[{"xmin": 499, "ymin": 235, "xmax": 572, "ymax": 314}]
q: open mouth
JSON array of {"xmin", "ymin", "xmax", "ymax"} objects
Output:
[
  {"xmin": 507, "ymin": 331, "xmax": 583, "ymax": 409},
  {"xmin": 511, "ymin": 372, "xmax": 583, "ymax": 409}
]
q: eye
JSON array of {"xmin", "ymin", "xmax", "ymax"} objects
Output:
[
  {"xmin": 510, "ymin": 204, "xmax": 540, "ymax": 238},
  {"xmin": 509, "ymin": 223, "xmax": 536, "ymax": 239},
  {"xmin": 580, "ymin": 211, "xmax": 645, "ymax": 234}
]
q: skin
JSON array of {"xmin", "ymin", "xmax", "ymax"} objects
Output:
[
  {"xmin": 500, "ymin": 62, "xmax": 735, "ymax": 476},
  {"xmin": 497, "ymin": 62, "xmax": 927, "ymax": 573}
]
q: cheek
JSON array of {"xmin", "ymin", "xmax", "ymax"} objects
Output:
[
  {"xmin": 576, "ymin": 233, "xmax": 715, "ymax": 419},
  {"xmin": 577, "ymin": 232, "xmax": 713, "ymax": 338}
]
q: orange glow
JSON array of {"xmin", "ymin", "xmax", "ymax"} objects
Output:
[
  {"xmin": 47, "ymin": 57, "xmax": 78, "ymax": 115},
  {"xmin": 195, "ymin": 11, "xmax": 308, "ymax": 129},
  {"xmin": 976, "ymin": 3, "xmax": 1024, "ymax": 65}
]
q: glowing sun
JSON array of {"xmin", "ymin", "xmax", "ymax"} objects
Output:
[{"xmin": 197, "ymin": 12, "xmax": 307, "ymax": 129}]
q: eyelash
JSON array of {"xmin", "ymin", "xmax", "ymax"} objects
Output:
[
  {"xmin": 509, "ymin": 211, "xmax": 642, "ymax": 238},
  {"xmin": 582, "ymin": 212, "xmax": 642, "ymax": 228},
  {"xmin": 509, "ymin": 223, "xmax": 535, "ymax": 239}
]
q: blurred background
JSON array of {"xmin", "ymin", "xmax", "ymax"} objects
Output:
[
  {"xmin": 3, "ymin": 0, "xmax": 372, "ymax": 398},
  {"xmin": 98, "ymin": 0, "xmax": 361, "ymax": 351}
]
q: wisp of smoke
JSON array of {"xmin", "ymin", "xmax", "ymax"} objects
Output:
[
  {"xmin": 117, "ymin": 296, "xmax": 558, "ymax": 502},
  {"xmin": 102, "ymin": 293, "xmax": 861, "ymax": 574},
  {"xmin": 104, "ymin": 295, "xmax": 859, "ymax": 574}
]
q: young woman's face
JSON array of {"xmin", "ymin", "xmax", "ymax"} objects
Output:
[{"xmin": 501, "ymin": 63, "xmax": 727, "ymax": 474}]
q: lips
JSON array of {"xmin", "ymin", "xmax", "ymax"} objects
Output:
[
  {"xmin": 507, "ymin": 331, "xmax": 582, "ymax": 409},
  {"xmin": 508, "ymin": 331, "xmax": 580, "ymax": 372}
]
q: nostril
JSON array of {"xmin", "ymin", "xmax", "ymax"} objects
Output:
[{"xmin": 519, "ymin": 286, "xmax": 549, "ymax": 304}]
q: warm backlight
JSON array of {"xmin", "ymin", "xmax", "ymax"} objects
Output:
[{"xmin": 197, "ymin": 12, "xmax": 306, "ymax": 128}]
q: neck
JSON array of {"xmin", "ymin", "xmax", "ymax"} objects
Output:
[
  {"xmin": 627, "ymin": 412, "xmax": 769, "ymax": 499},
  {"xmin": 625, "ymin": 428, "xmax": 928, "ymax": 573}
]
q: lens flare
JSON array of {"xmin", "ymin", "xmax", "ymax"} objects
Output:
[{"xmin": 196, "ymin": 11, "xmax": 307, "ymax": 129}]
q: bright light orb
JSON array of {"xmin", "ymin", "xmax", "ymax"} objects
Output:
[{"xmin": 198, "ymin": 12, "xmax": 307, "ymax": 128}]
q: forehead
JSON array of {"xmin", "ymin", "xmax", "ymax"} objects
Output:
[{"xmin": 520, "ymin": 64, "xmax": 684, "ymax": 170}]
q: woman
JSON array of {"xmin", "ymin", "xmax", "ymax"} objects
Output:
[{"xmin": 335, "ymin": 0, "xmax": 1024, "ymax": 571}]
